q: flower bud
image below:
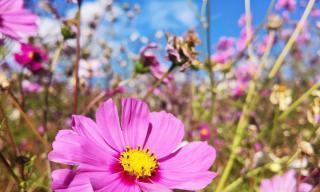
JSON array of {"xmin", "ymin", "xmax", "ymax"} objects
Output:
[
  {"xmin": 299, "ymin": 141, "xmax": 314, "ymax": 156},
  {"xmin": 267, "ymin": 15, "xmax": 282, "ymax": 30}
]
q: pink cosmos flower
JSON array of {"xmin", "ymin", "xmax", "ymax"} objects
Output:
[
  {"xmin": 14, "ymin": 43, "xmax": 48, "ymax": 73},
  {"xmin": 238, "ymin": 14, "xmax": 252, "ymax": 27},
  {"xmin": 232, "ymin": 63, "xmax": 258, "ymax": 97},
  {"xmin": 105, "ymin": 86, "xmax": 126, "ymax": 98},
  {"xmin": 260, "ymin": 170, "xmax": 312, "ymax": 192},
  {"xmin": 311, "ymin": 8, "xmax": 320, "ymax": 17},
  {"xmin": 0, "ymin": 0, "xmax": 37, "ymax": 41},
  {"xmin": 49, "ymin": 98, "xmax": 217, "ymax": 191},
  {"xmin": 232, "ymin": 81, "xmax": 248, "ymax": 97},
  {"xmin": 216, "ymin": 37, "xmax": 235, "ymax": 51},
  {"xmin": 276, "ymin": 0, "xmax": 296, "ymax": 11},
  {"xmin": 22, "ymin": 80, "xmax": 43, "ymax": 93},
  {"xmin": 237, "ymin": 28, "xmax": 254, "ymax": 52},
  {"xmin": 234, "ymin": 63, "xmax": 258, "ymax": 82},
  {"xmin": 140, "ymin": 43, "xmax": 173, "ymax": 84},
  {"xmin": 257, "ymin": 34, "xmax": 273, "ymax": 55},
  {"xmin": 198, "ymin": 123, "xmax": 211, "ymax": 141},
  {"xmin": 79, "ymin": 59, "xmax": 104, "ymax": 79},
  {"xmin": 211, "ymin": 37, "xmax": 235, "ymax": 65}
]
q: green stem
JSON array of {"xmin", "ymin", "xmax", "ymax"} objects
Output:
[
  {"xmin": 279, "ymin": 82, "xmax": 320, "ymax": 121},
  {"xmin": 73, "ymin": 4, "xmax": 81, "ymax": 114},
  {"xmin": 215, "ymin": 81, "xmax": 256, "ymax": 192},
  {"xmin": 0, "ymin": 151, "xmax": 20, "ymax": 183},
  {"xmin": 270, "ymin": 108, "xmax": 280, "ymax": 146},
  {"xmin": 268, "ymin": 0, "xmax": 315, "ymax": 79},
  {"xmin": 142, "ymin": 66, "xmax": 174, "ymax": 101}
]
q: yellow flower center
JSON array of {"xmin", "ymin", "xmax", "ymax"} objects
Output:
[
  {"xmin": 28, "ymin": 52, "xmax": 34, "ymax": 59},
  {"xmin": 200, "ymin": 128, "xmax": 209, "ymax": 136},
  {"xmin": 119, "ymin": 146, "xmax": 158, "ymax": 178}
]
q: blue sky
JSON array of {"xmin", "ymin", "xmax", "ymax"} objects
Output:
[{"xmin": 29, "ymin": 0, "xmax": 272, "ymax": 44}]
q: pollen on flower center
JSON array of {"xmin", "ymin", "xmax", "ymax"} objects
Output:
[
  {"xmin": 28, "ymin": 52, "xmax": 34, "ymax": 59},
  {"xmin": 119, "ymin": 146, "xmax": 158, "ymax": 178}
]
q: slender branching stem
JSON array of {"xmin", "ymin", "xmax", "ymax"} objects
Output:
[{"xmin": 268, "ymin": 0, "xmax": 315, "ymax": 79}]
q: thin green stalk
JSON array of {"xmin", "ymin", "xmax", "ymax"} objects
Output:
[
  {"xmin": 279, "ymin": 82, "xmax": 320, "ymax": 121},
  {"xmin": 245, "ymin": 0, "xmax": 255, "ymax": 60},
  {"xmin": 268, "ymin": 0, "xmax": 315, "ymax": 79},
  {"xmin": 215, "ymin": 19, "xmax": 276, "ymax": 192},
  {"xmin": 270, "ymin": 108, "xmax": 280, "ymax": 146},
  {"xmin": 215, "ymin": 81, "xmax": 256, "ymax": 192},
  {"xmin": 0, "ymin": 100, "xmax": 19, "ymax": 157},
  {"xmin": 205, "ymin": 0, "xmax": 216, "ymax": 119},
  {"xmin": 222, "ymin": 154, "xmax": 293, "ymax": 192},
  {"xmin": 0, "ymin": 151, "xmax": 20, "ymax": 183},
  {"xmin": 6, "ymin": 91, "xmax": 49, "ymax": 150},
  {"xmin": 142, "ymin": 66, "xmax": 175, "ymax": 101},
  {"xmin": 73, "ymin": 3, "xmax": 81, "ymax": 114}
]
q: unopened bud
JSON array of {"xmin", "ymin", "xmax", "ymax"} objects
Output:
[
  {"xmin": 299, "ymin": 141, "xmax": 314, "ymax": 156},
  {"xmin": 0, "ymin": 73, "xmax": 10, "ymax": 90},
  {"xmin": 267, "ymin": 15, "xmax": 282, "ymax": 30}
]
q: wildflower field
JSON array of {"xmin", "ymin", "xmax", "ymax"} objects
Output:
[{"xmin": 0, "ymin": 0, "xmax": 320, "ymax": 191}]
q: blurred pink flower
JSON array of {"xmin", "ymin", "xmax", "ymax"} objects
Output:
[
  {"xmin": 257, "ymin": 35, "xmax": 273, "ymax": 55},
  {"xmin": 276, "ymin": 0, "xmax": 296, "ymax": 11},
  {"xmin": 238, "ymin": 14, "xmax": 252, "ymax": 27},
  {"xmin": 22, "ymin": 80, "xmax": 43, "ymax": 93},
  {"xmin": 211, "ymin": 37, "xmax": 235, "ymax": 65},
  {"xmin": 14, "ymin": 43, "xmax": 48, "ymax": 73},
  {"xmin": 37, "ymin": 126, "xmax": 45, "ymax": 135},
  {"xmin": 232, "ymin": 63, "xmax": 258, "ymax": 97},
  {"xmin": 260, "ymin": 170, "xmax": 312, "ymax": 192},
  {"xmin": 216, "ymin": 37, "xmax": 235, "ymax": 51},
  {"xmin": 79, "ymin": 59, "xmax": 104, "ymax": 79},
  {"xmin": 311, "ymin": 8, "xmax": 320, "ymax": 17},
  {"xmin": 296, "ymin": 29, "xmax": 310, "ymax": 44},
  {"xmin": 0, "ymin": 0, "xmax": 37, "ymax": 41},
  {"xmin": 235, "ymin": 63, "xmax": 258, "ymax": 82},
  {"xmin": 237, "ymin": 28, "xmax": 253, "ymax": 52},
  {"xmin": 140, "ymin": 43, "xmax": 173, "ymax": 83},
  {"xmin": 198, "ymin": 123, "xmax": 211, "ymax": 141},
  {"xmin": 232, "ymin": 81, "xmax": 248, "ymax": 97},
  {"xmin": 49, "ymin": 98, "xmax": 217, "ymax": 191},
  {"xmin": 105, "ymin": 86, "xmax": 125, "ymax": 98}
]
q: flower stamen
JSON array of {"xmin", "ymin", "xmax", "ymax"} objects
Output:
[{"xmin": 119, "ymin": 146, "xmax": 158, "ymax": 178}]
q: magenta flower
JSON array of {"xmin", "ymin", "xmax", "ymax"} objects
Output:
[
  {"xmin": 14, "ymin": 43, "xmax": 48, "ymax": 73},
  {"xmin": 237, "ymin": 28, "xmax": 253, "ymax": 52},
  {"xmin": 211, "ymin": 37, "xmax": 235, "ymax": 65},
  {"xmin": 0, "ymin": 0, "xmax": 37, "ymax": 41},
  {"xmin": 22, "ymin": 80, "xmax": 43, "ymax": 93},
  {"xmin": 260, "ymin": 170, "xmax": 312, "ymax": 192},
  {"xmin": 49, "ymin": 98, "xmax": 217, "ymax": 191},
  {"xmin": 198, "ymin": 123, "xmax": 211, "ymax": 141},
  {"xmin": 234, "ymin": 63, "xmax": 258, "ymax": 82},
  {"xmin": 140, "ymin": 43, "xmax": 173, "ymax": 83},
  {"xmin": 276, "ymin": 0, "xmax": 296, "ymax": 11}
]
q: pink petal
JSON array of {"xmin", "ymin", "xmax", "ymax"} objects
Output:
[
  {"xmin": 144, "ymin": 111, "xmax": 184, "ymax": 158},
  {"xmin": 95, "ymin": 172, "xmax": 138, "ymax": 192},
  {"xmin": 154, "ymin": 170, "xmax": 217, "ymax": 191},
  {"xmin": 75, "ymin": 169, "xmax": 122, "ymax": 190},
  {"xmin": 51, "ymin": 169, "xmax": 94, "ymax": 192},
  {"xmin": 48, "ymin": 130, "xmax": 117, "ymax": 167},
  {"xmin": 72, "ymin": 115, "xmax": 117, "ymax": 155},
  {"xmin": 121, "ymin": 98, "xmax": 150, "ymax": 148},
  {"xmin": 95, "ymin": 99, "xmax": 126, "ymax": 152},
  {"xmin": 0, "ymin": 0, "xmax": 23, "ymax": 12},
  {"xmin": 138, "ymin": 181, "xmax": 172, "ymax": 192},
  {"xmin": 160, "ymin": 141, "xmax": 216, "ymax": 172},
  {"xmin": 152, "ymin": 142, "xmax": 217, "ymax": 190},
  {"xmin": 299, "ymin": 183, "xmax": 313, "ymax": 192}
]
